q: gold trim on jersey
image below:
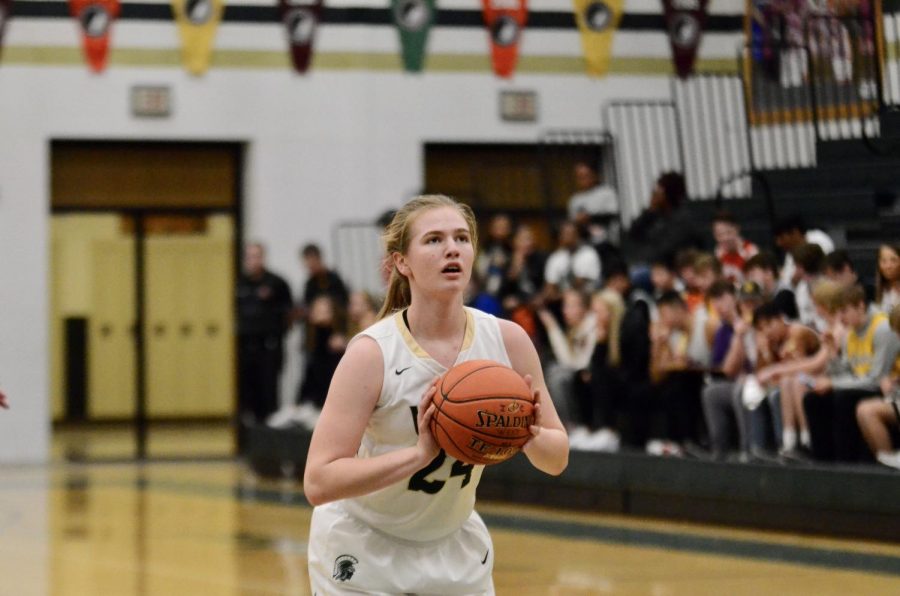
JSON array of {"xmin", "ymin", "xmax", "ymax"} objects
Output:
[{"xmin": 393, "ymin": 307, "xmax": 476, "ymax": 362}]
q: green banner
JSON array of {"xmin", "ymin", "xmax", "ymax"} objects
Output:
[{"xmin": 392, "ymin": 0, "xmax": 436, "ymax": 72}]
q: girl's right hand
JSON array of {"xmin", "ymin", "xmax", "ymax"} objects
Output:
[{"xmin": 415, "ymin": 378, "xmax": 441, "ymax": 464}]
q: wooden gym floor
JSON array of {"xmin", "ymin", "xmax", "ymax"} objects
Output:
[{"xmin": 1, "ymin": 433, "xmax": 899, "ymax": 595}]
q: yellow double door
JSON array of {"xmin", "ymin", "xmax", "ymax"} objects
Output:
[{"xmin": 52, "ymin": 215, "xmax": 234, "ymax": 421}]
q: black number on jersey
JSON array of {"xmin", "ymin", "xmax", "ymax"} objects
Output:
[{"xmin": 408, "ymin": 406, "xmax": 474, "ymax": 493}]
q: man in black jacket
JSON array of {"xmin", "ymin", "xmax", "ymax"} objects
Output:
[{"xmin": 237, "ymin": 243, "xmax": 293, "ymax": 426}]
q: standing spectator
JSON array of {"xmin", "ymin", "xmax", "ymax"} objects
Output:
[
  {"xmin": 856, "ymin": 304, "xmax": 900, "ymax": 468},
  {"xmin": 582, "ymin": 289, "xmax": 626, "ymax": 451},
  {"xmin": 803, "ymin": 285, "xmax": 900, "ymax": 462},
  {"xmin": 773, "ymin": 214, "xmax": 834, "ymax": 288},
  {"xmin": 475, "ymin": 213, "xmax": 513, "ymax": 298},
  {"xmin": 743, "ymin": 251, "xmax": 799, "ymax": 319},
  {"xmin": 567, "ymin": 160, "xmax": 619, "ymax": 245},
  {"xmin": 543, "ymin": 220, "xmax": 602, "ymax": 301},
  {"xmin": 237, "ymin": 243, "xmax": 294, "ymax": 426},
  {"xmin": 875, "ymin": 244, "xmax": 900, "ymax": 314},
  {"xmin": 299, "ymin": 243, "xmax": 349, "ymax": 315},
  {"xmin": 712, "ymin": 210, "xmax": 759, "ymax": 283}
]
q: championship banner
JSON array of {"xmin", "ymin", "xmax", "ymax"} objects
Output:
[
  {"xmin": 392, "ymin": 0, "xmax": 435, "ymax": 73},
  {"xmin": 662, "ymin": 0, "xmax": 708, "ymax": 78},
  {"xmin": 171, "ymin": 0, "xmax": 225, "ymax": 76},
  {"xmin": 572, "ymin": 0, "xmax": 623, "ymax": 77},
  {"xmin": 279, "ymin": 0, "xmax": 322, "ymax": 74},
  {"xmin": 69, "ymin": 0, "xmax": 120, "ymax": 73},
  {"xmin": 482, "ymin": 0, "xmax": 527, "ymax": 78}
]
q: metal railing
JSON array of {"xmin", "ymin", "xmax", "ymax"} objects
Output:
[{"xmin": 604, "ymin": 101, "xmax": 682, "ymax": 225}]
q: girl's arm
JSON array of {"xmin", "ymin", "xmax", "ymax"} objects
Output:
[
  {"xmin": 303, "ymin": 337, "xmax": 440, "ymax": 506},
  {"xmin": 499, "ymin": 320, "xmax": 569, "ymax": 476}
]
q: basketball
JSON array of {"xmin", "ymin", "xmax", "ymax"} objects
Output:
[{"xmin": 430, "ymin": 360, "xmax": 536, "ymax": 466}]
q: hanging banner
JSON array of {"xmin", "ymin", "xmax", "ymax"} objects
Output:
[
  {"xmin": 482, "ymin": 0, "xmax": 527, "ymax": 78},
  {"xmin": 279, "ymin": 0, "xmax": 323, "ymax": 74},
  {"xmin": 69, "ymin": 0, "xmax": 120, "ymax": 73},
  {"xmin": 171, "ymin": 0, "xmax": 225, "ymax": 76},
  {"xmin": 662, "ymin": 0, "xmax": 708, "ymax": 78},
  {"xmin": 392, "ymin": 0, "xmax": 435, "ymax": 73},
  {"xmin": 572, "ymin": 0, "xmax": 623, "ymax": 77},
  {"xmin": 0, "ymin": 0, "xmax": 11, "ymax": 64}
]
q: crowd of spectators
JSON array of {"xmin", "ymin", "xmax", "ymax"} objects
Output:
[{"xmin": 240, "ymin": 164, "xmax": 900, "ymax": 470}]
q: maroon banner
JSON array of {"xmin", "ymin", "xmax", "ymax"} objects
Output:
[
  {"xmin": 662, "ymin": 0, "xmax": 708, "ymax": 78},
  {"xmin": 0, "ymin": 0, "xmax": 11, "ymax": 63},
  {"xmin": 279, "ymin": 0, "xmax": 323, "ymax": 74},
  {"xmin": 482, "ymin": 0, "xmax": 528, "ymax": 78},
  {"xmin": 69, "ymin": 0, "xmax": 120, "ymax": 73}
]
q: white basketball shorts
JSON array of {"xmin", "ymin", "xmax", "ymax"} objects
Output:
[{"xmin": 308, "ymin": 501, "xmax": 495, "ymax": 595}]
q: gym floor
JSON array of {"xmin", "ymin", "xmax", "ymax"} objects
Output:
[{"xmin": 2, "ymin": 456, "xmax": 899, "ymax": 595}]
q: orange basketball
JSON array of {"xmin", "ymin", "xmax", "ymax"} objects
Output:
[{"xmin": 430, "ymin": 360, "xmax": 535, "ymax": 466}]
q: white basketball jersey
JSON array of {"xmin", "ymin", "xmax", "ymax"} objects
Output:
[{"xmin": 340, "ymin": 307, "xmax": 512, "ymax": 542}]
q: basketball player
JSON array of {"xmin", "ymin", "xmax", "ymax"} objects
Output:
[{"xmin": 303, "ymin": 195, "xmax": 569, "ymax": 594}]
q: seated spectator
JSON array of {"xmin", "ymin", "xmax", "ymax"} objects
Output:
[
  {"xmin": 580, "ymin": 289, "xmax": 627, "ymax": 451},
  {"xmin": 543, "ymin": 220, "xmax": 602, "ymax": 302},
  {"xmin": 856, "ymin": 304, "xmax": 900, "ymax": 469},
  {"xmin": 500, "ymin": 223, "xmax": 546, "ymax": 339},
  {"xmin": 712, "ymin": 210, "xmax": 759, "ymax": 283},
  {"xmin": 876, "ymin": 244, "xmax": 900, "ymax": 314},
  {"xmin": 701, "ymin": 280, "xmax": 755, "ymax": 459},
  {"xmin": 803, "ymin": 285, "xmax": 900, "ymax": 462},
  {"xmin": 675, "ymin": 248, "xmax": 701, "ymax": 311},
  {"xmin": 475, "ymin": 213, "xmax": 512, "ymax": 298},
  {"xmin": 686, "ymin": 252, "xmax": 720, "ymax": 316},
  {"xmin": 743, "ymin": 251, "xmax": 799, "ymax": 320},
  {"xmin": 649, "ymin": 291, "xmax": 706, "ymax": 453},
  {"xmin": 627, "ymin": 172, "xmax": 706, "ymax": 268},
  {"xmin": 537, "ymin": 289, "xmax": 597, "ymax": 434},
  {"xmin": 791, "ymin": 243, "xmax": 827, "ymax": 331},
  {"xmin": 773, "ymin": 213, "xmax": 834, "ymax": 289},
  {"xmin": 650, "ymin": 253, "xmax": 683, "ymax": 298},
  {"xmin": 347, "ymin": 290, "xmax": 379, "ymax": 336},
  {"xmin": 824, "ymin": 249, "xmax": 876, "ymax": 302},
  {"xmin": 567, "ymin": 160, "xmax": 620, "ymax": 247}
]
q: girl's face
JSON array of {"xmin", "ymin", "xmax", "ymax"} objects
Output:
[
  {"xmin": 395, "ymin": 206, "xmax": 475, "ymax": 297},
  {"xmin": 348, "ymin": 292, "xmax": 371, "ymax": 319},
  {"xmin": 879, "ymin": 246, "xmax": 900, "ymax": 283},
  {"xmin": 562, "ymin": 291, "xmax": 587, "ymax": 327}
]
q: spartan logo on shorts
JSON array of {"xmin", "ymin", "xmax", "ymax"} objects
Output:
[
  {"xmin": 285, "ymin": 8, "xmax": 317, "ymax": 44},
  {"xmin": 186, "ymin": 0, "xmax": 213, "ymax": 25},
  {"xmin": 584, "ymin": 1, "xmax": 612, "ymax": 32},
  {"xmin": 491, "ymin": 15, "xmax": 520, "ymax": 47},
  {"xmin": 670, "ymin": 13, "xmax": 700, "ymax": 48},
  {"xmin": 395, "ymin": 0, "xmax": 430, "ymax": 32},
  {"xmin": 333, "ymin": 554, "xmax": 358, "ymax": 582},
  {"xmin": 80, "ymin": 5, "xmax": 111, "ymax": 38}
]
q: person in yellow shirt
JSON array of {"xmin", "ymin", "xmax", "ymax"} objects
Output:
[
  {"xmin": 804, "ymin": 286, "xmax": 900, "ymax": 462},
  {"xmin": 855, "ymin": 304, "xmax": 900, "ymax": 469}
]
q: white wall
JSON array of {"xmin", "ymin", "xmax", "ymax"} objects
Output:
[{"xmin": 0, "ymin": 0, "xmax": 743, "ymax": 462}]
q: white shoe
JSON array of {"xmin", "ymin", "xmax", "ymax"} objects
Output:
[
  {"xmin": 267, "ymin": 407, "xmax": 300, "ymax": 429},
  {"xmin": 301, "ymin": 407, "xmax": 321, "ymax": 430},
  {"xmin": 646, "ymin": 439, "xmax": 682, "ymax": 457},
  {"xmin": 568, "ymin": 426, "xmax": 591, "ymax": 450},
  {"xmin": 585, "ymin": 428, "xmax": 620, "ymax": 452},
  {"xmin": 876, "ymin": 451, "xmax": 900, "ymax": 470}
]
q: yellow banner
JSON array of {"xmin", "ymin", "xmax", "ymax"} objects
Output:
[
  {"xmin": 572, "ymin": 0, "xmax": 623, "ymax": 77},
  {"xmin": 171, "ymin": 0, "xmax": 225, "ymax": 75}
]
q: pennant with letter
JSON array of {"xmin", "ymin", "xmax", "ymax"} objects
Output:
[
  {"xmin": 69, "ymin": 0, "xmax": 120, "ymax": 73},
  {"xmin": 171, "ymin": 0, "xmax": 225, "ymax": 76},
  {"xmin": 392, "ymin": 0, "xmax": 435, "ymax": 73},
  {"xmin": 482, "ymin": 0, "xmax": 528, "ymax": 78},
  {"xmin": 662, "ymin": 0, "xmax": 708, "ymax": 78},
  {"xmin": 279, "ymin": 0, "xmax": 322, "ymax": 74},
  {"xmin": 572, "ymin": 0, "xmax": 623, "ymax": 77},
  {"xmin": 0, "ymin": 0, "xmax": 11, "ymax": 64}
]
